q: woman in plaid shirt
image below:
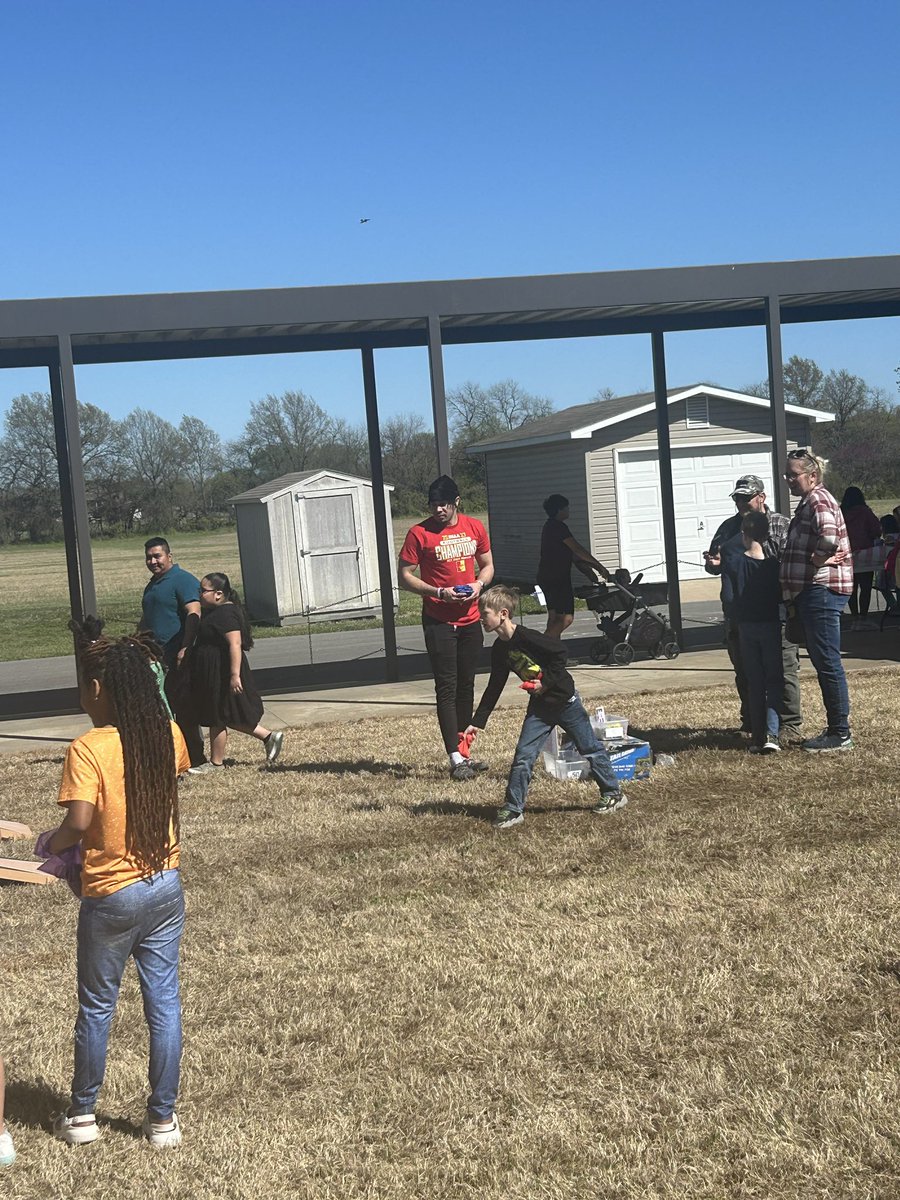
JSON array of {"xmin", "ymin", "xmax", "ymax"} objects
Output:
[{"xmin": 779, "ymin": 450, "xmax": 853, "ymax": 753}]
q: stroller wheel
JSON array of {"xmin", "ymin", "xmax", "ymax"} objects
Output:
[
  {"xmin": 663, "ymin": 641, "xmax": 680, "ymax": 660},
  {"xmin": 611, "ymin": 642, "xmax": 635, "ymax": 666},
  {"xmin": 589, "ymin": 637, "xmax": 611, "ymax": 664}
]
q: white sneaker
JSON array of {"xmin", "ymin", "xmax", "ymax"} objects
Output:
[
  {"xmin": 53, "ymin": 1112, "xmax": 100, "ymax": 1145},
  {"xmin": 142, "ymin": 1113, "xmax": 182, "ymax": 1148},
  {"xmin": 0, "ymin": 1128, "xmax": 15, "ymax": 1166},
  {"xmin": 187, "ymin": 761, "xmax": 224, "ymax": 775}
]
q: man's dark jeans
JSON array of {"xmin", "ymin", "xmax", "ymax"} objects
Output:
[
  {"xmin": 795, "ymin": 584, "xmax": 851, "ymax": 738},
  {"xmin": 423, "ymin": 617, "xmax": 483, "ymax": 755},
  {"xmin": 725, "ymin": 618, "xmax": 801, "ymax": 732}
]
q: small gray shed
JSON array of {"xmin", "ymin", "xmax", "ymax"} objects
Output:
[
  {"xmin": 229, "ymin": 469, "xmax": 398, "ymax": 625},
  {"xmin": 467, "ymin": 385, "xmax": 835, "ymax": 584}
]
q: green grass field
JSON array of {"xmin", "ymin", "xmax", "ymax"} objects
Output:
[{"xmin": 0, "ymin": 517, "xmax": 494, "ymax": 660}]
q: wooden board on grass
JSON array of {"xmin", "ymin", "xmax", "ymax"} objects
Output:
[
  {"xmin": 0, "ymin": 820, "xmax": 33, "ymax": 840},
  {"xmin": 0, "ymin": 858, "xmax": 57, "ymax": 885}
]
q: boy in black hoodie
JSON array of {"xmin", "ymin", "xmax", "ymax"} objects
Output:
[{"xmin": 465, "ymin": 585, "xmax": 626, "ymax": 829}]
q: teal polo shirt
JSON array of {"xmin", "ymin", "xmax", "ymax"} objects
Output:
[{"xmin": 141, "ymin": 563, "xmax": 201, "ymax": 651}]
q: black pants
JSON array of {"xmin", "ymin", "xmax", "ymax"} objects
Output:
[
  {"xmin": 848, "ymin": 571, "xmax": 874, "ymax": 617},
  {"xmin": 423, "ymin": 617, "xmax": 484, "ymax": 755},
  {"xmin": 162, "ymin": 648, "xmax": 207, "ymax": 767},
  {"xmin": 725, "ymin": 618, "xmax": 802, "ymax": 732}
]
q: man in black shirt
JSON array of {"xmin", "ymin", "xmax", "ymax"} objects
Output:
[
  {"xmin": 704, "ymin": 474, "xmax": 801, "ymax": 738},
  {"xmin": 465, "ymin": 585, "xmax": 626, "ymax": 829}
]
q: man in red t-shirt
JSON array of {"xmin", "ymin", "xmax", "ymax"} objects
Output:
[{"xmin": 399, "ymin": 475, "xmax": 494, "ymax": 781}]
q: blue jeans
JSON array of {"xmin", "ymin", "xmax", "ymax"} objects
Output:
[
  {"xmin": 505, "ymin": 696, "xmax": 620, "ymax": 813},
  {"xmin": 738, "ymin": 621, "xmax": 784, "ymax": 744},
  {"xmin": 72, "ymin": 869, "xmax": 184, "ymax": 1122},
  {"xmin": 795, "ymin": 584, "xmax": 851, "ymax": 738}
]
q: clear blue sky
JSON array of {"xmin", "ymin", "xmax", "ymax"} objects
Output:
[{"xmin": 1, "ymin": 0, "xmax": 897, "ymax": 438}]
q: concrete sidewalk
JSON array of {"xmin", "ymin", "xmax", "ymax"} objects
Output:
[{"xmin": 0, "ymin": 630, "xmax": 896, "ymax": 756}]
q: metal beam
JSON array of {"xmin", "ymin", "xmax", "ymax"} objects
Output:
[
  {"xmin": 361, "ymin": 347, "xmax": 399, "ymax": 683},
  {"xmin": 426, "ymin": 315, "xmax": 452, "ymax": 476},
  {"xmin": 765, "ymin": 296, "xmax": 791, "ymax": 515},
  {"xmin": 650, "ymin": 330, "xmax": 683, "ymax": 645},
  {"xmin": 48, "ymin": 333, "xmax": 96, "ymax": 624}
]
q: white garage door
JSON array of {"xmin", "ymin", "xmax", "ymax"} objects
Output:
[{"xmin": 616, "ymin": 445, "xmax": 776, "ymax": 581}]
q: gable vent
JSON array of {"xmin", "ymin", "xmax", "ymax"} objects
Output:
[{"xmin": 686, "ymin": 395, "xmax": 709, "ymax": 428}]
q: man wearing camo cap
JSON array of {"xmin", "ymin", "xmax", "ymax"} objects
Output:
[{"xmin": 704, "ymin": 474, "xmax": 802, "ymax": 738}]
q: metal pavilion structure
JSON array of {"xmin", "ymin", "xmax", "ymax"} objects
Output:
[{"xmin": 1, "ymin": 253, "xmax": 898, "ymax": 685}]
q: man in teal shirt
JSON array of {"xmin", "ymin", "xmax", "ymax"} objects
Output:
[{"xmin": 140, "ymin": 537, "xmax": 206, "ymax": 767}]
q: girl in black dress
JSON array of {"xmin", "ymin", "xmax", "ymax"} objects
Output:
[{"xmin": 188, "ymin": 573, "xmax": 284, "ymax": 772}]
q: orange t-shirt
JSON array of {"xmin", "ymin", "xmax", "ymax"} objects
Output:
[{"xmin": 58, "ymin": 722, "xmax": 189, "ymax": 898}]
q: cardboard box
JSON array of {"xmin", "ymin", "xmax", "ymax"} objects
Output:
[{"xmin": 542, "ymin": 733, "xmax": 652, "ymax": 782}]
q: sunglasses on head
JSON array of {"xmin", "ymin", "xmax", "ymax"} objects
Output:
[{"xmin": 787, "ymin": 448, "xmax": 809, "ymax": 459}]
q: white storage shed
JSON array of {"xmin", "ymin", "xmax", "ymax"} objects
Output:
[
  {"xmin": 229, "ymin": 470, "xmax": 398, "ymax": 625},
  {"xmin": 467, "ymin": 385, "xmax": 835, "ymax": 584}
]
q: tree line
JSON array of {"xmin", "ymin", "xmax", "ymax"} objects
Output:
[
  {"xmin": 0, "ymin": 380, "xmax": 553, "ymax": 542},
  {"xmin": 2, "ymin": 360, "xmax": 893, "ymax": 543}
]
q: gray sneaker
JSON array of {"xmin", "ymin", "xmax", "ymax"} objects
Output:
[
  {"xmin": 265, "ymin": 730, "xmax": 284, "ymax": 765},
  {"xmin": 493, "ymin": 807, "xmax": 524, "ymax": 829},
  {"xmin": 187, "ymin": 761, "xmax": 224, "ymax": 775},
  {"xmin": 802, "ymin": 730, "xmax": 853, "ymax": 753},
  {"xmin": 592, "ymin": 792, "xmax": 628, "ymax": 815},
  {"xmin": 450, "ymin": 761, "xmax": 477, "ymax": 782}
]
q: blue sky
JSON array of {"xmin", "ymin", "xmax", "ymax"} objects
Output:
[{"xmin": 1, "ymin": 0, "xmax": 897, "ymax": 439}]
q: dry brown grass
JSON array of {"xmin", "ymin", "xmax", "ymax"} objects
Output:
[{"xmin": 3, "ymin": 672, "xmax": 900, "ymax": 1198}]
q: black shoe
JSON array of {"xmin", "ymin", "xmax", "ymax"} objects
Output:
[
  {"xmin": 467, "ymin": 758, "xmax": 489, "ymax": 773},
  {"xmin": 450, "ymin": 762, "xmax": 477, "ymax": 782}
]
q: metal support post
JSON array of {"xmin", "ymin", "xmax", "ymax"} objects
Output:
[
  {"xmin": 361, "ymin": 347, "xmax": 399, "ymax": 682},
  {"xmin": 765, "ymin": 295, "xmax": 791, "ymax": 516},
  {"xmin": 48, "ymin": 333, "xmax": 96, "ymax": 624},
  {"xmin": 426, "ymin": 315, "xmax": 452, "ymax": 476},
  {"xmin": 650, "ymin": 329, "xmax": 683, "ymax": 645}
]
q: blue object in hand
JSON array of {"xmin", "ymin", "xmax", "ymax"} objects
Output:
[{"xmin": 455, "ymin": 584, "xmax": 474, "ymax": 597}]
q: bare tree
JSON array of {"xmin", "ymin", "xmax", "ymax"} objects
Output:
[
  {"xmin": 447, "ymin": 379, "xmax": 554, "ymax": 444},
  {"xmin": 120, "ymin": 409, "xmax": 186, "ymax": 527},
  {"xmin": 235, "ymin": 390, "xmax": 332, "ymax": 479},
  {"xmin": 177, "ymin": 415, "xmax": 224, "ymax": 515}
]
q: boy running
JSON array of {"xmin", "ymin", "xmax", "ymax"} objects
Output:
[{"xmin": 465, "ymin": 585, "xmax": 626, "ymax": 829}]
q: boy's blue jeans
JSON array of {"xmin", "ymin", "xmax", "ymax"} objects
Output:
[
  {"xmin": 737, "ymin": 620, "xmax": 784, "ymax": 744},
  {"xmin": 71, "ymin": 869, "xmax": 184, "ymax": 1122},
  {"xmin": 505, "ymin": 696, "xmax": 620, "ymax": 813}
]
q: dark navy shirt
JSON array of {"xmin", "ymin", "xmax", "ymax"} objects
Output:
[{"xmin": 721, "ymin": 550, "xmax": 784, "ymax": 624}]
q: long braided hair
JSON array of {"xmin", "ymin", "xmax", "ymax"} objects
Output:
[
  {"xmin": 70, "ymin": 616, "xmax": 179, "ymax": 873},
  {"xmin": 204, "ymin": 572, "xmax": 254, "ymax": 649}
]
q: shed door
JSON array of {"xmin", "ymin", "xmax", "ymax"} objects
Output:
[
  {"xmin": 615, "ymin": 445, "xmax": 775, "ymax": 581},
  {"xmin": 294, "ymin": 489, "xmax": 365, "ymax": 613}
]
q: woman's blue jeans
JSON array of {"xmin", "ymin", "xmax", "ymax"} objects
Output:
[
  {"xmin": 72, "ymin": 869, "xmax": 184, "ymax": 1122},
  {"xmin": 795, "ymin": 584, "xmax": 851, "ymax": 738},
  {"xmin": 505, "ymin": 696, "xmax": 620, "ymax": 813}
]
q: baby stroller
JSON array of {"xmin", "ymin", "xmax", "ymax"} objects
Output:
[{"xmin": 574, "ymin": 568, "xmax": 680, "ymax": 666}]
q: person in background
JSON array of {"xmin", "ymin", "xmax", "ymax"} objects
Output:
[
  {"xmin": 43, "ymin": 618, "xmax": 189, "ymax": 1148},
  {"xmin": 139, "ymin": 538, "xmax": 206, "ymax": 768},
  {"xmin": 710, "ymin": 511, "xmax": 784, "ymax": 754},
  {"xmin": 780, "ymin": 451, "xmax": 853, "ymax": 753},
  {"xmin": 398, "ymin": 476, "xmax": 494, "ymax": 781},
  {"xmin": 537, "ymin": 494, "xmax": 611, "ymax": 638},
  {"xmin": 840, "ymin": 487, "xmax": 882, "ymax": 631},
  {"xmin": 188, "ymin": 573, "xmax": 283, "ymax": 772},
  {"xmin": 879, "ymin": 513, "xmax": 899, "ymax": 542},
  {"xmin": 704, "ymin": 475, "xmax": 802, "ymax": 741}
]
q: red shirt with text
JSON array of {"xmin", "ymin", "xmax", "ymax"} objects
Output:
[{"xmin": 400, "ymin": 514, "xmax": 490, "ymax": 625}]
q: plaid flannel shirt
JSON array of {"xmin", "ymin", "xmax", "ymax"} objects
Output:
[{"xmin": 779, "ymin": 485, "xmax": 852, "ymax": 600}]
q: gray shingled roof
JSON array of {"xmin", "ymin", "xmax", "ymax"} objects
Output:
[
  {"xmin": 228, "ymin": 471, "xmax": 324, "ymax": 504},
  {"xmin": 465, "ymin": 383, "xmax": 832, "ymax": 453}
]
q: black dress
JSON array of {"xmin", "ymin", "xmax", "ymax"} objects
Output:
[{"xmin": 190, "ymin": 605, "xmax": 263, "ymax": 729}]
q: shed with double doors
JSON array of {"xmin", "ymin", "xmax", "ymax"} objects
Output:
[
  {"xmin": 229, "ymin": 469, "xmax": 398, "ymax": 625},
  {"xmin": 467, "ymin": 385, "xmax": 835, "ymax": 584}
]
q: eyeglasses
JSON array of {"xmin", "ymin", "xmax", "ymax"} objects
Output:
[
  {"xmin": 787, "ymin": 448, "xmax": 809, "ymax": 459},
  {"xmin": 200, "ymin": 587, "xmax": 218, "ymax": 593}
]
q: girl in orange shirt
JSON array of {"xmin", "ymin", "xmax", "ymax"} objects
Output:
[{"xmin": 40, "ymin": 618, "xmax": 189, "ymax": 1149}]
